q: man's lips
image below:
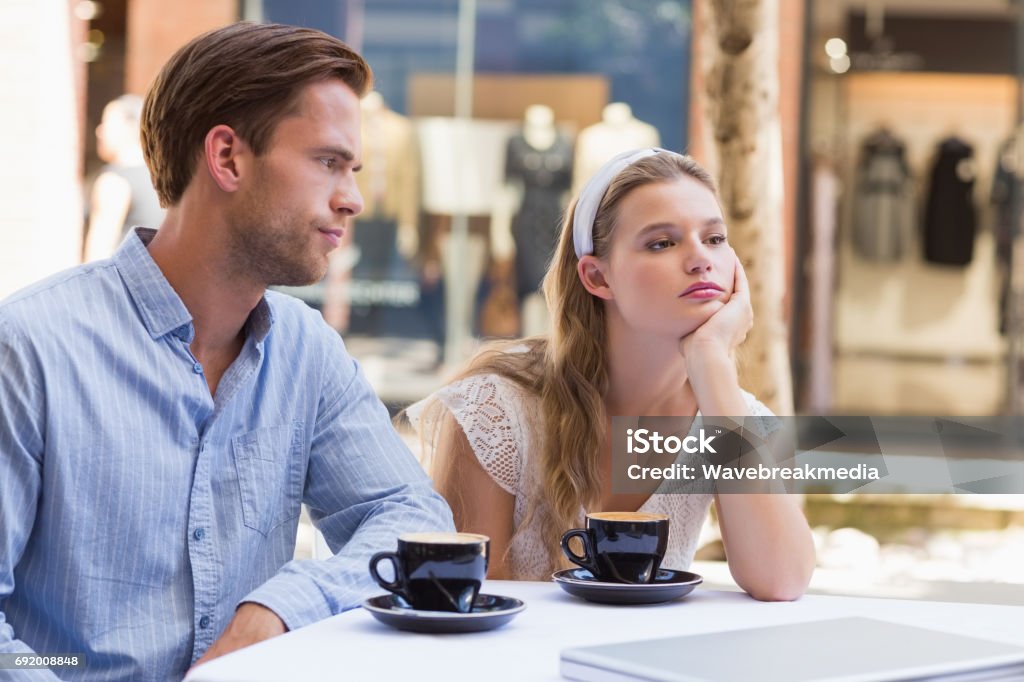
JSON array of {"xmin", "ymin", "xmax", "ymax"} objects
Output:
[
  {"xmin": 680, "ymin": 282, "xmax": 724, "ymax": 298},
  {"xmin": 318, "ymin": 227, "xmax": 344, "ymax": 247}
]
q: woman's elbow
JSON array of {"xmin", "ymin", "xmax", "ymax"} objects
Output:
[
  {"xmin": 743, "ymin": 563, "xmax": 815, "ymax": 602},
  {"xmin": 746, "ymin": 580, "xmax": 808, "ymax": 602}
]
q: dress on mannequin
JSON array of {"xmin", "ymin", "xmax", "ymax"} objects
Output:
[
  {"xmin": 354, "ymin": 91, "xmax": 421, "ymax": 259},
  {"xmin": 923, "ymin": 136, "xmax": 977, "ymax": 267},
  {"xmin": 84, "ymin": 95, "xmax": 165, "ymax": 263},
  {"xmin": 851, "ymin": 127, "xmax": 913, "ymax": 262},
  {"xmin": 505, "ymin": 106, "xmax": 573, "ymax": 301},
  {"xmin": 416, "ymin": 117, "xmax": 516, "ymax": 362},
  {"xmin": 491, "ymin": 105, "xmax": 572, "ymax": 337},
  {"xmin": 572, "ymin": 102, "xmax": 660, "ymax": 193}
]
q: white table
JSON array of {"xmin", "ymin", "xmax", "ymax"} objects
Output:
[{"xmin": 186, "ymin": 581, "xmax": 1024, "ymax": 681}]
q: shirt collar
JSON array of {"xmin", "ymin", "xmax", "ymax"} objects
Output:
[
  {"xmin": 245, "ymin": 294, "xmax": 274, "ymax": 344},
  {"xmin": 114, "ymin": 228, "xmax": 275, "ymax": 343}
]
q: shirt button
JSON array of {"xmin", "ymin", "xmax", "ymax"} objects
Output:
[
  {"xmin": 199, "ymin": 615, "xmax": 211, "ymax": 629},
  {"xmin": 192, "ymin": 362, "xmax": 203, "ymax": 374},
  {"xmin": 193, "ymin": 528, "xmax": 206, "ymax": 541}
]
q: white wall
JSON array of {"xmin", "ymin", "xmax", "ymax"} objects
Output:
[{"xmin": 0, "ymin": 1, "xmax": 83, "ymax": 300}]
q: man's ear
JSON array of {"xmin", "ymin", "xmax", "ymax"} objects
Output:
[
  {"xmin": 577, "ymin": 255, "xmax": 613, "ymax": 301},
  {"xmin": 203, "ymin": 124, "xmax": 249, "ymax": 194}
]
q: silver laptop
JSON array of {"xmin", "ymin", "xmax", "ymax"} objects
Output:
[{"xmin": 560, "ymin": 617, "xmax": 1024, "ymax": 682}]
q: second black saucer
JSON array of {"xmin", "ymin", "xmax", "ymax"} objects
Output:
[
  {"xmin": 362, "ymin": 593, "xmax": 526, "ymax": 633},
  {"xmin": 552, "ymin": 567, "xmax": 702, "ymax": 605}
]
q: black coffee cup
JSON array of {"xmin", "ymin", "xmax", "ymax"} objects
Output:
[
  {"xmin": 560, "ymin": 512, "xmax": 669, "ymax": 584},
  {"xmin": 369, "ymin": 532, "xmax": 489, "ymax": 613}
]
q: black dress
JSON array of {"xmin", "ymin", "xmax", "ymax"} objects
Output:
[
  {"xmin": 852, "ymin": 128, "xmax": 913, "ymax": 261},
  {"xmin": 505, "ymin": 132, "xmax": 574, "ymax": 299},
  {"xmin": 922, "ymin": 137, "xmax": 977, "ymax": 266}
]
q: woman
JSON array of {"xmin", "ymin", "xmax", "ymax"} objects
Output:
[{"xmin": 408, "ymin": 149, "xmax": 814, "ymax": 600}]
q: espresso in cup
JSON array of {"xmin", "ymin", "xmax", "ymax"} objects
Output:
[
  {"xmin": 369, "ymin": 532, "xmax": 489, "ymax": 613},
  {"xmin": 560, "ymin": 512, "xmax": 668, "ymax": 584}
]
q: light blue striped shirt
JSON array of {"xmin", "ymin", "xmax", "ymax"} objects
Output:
[{"xmin": 0, "ymin": 229, "xmax": 454, "ymax": 680}]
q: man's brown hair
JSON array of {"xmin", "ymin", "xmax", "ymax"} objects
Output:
[{"xmin": 141, "ymin": 22, "xmax": 372, "ymax": 207}]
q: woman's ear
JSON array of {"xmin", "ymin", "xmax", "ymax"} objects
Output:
[{"xmin": 577, "ymin": 255, "xmax": 613, "ymax": 300}]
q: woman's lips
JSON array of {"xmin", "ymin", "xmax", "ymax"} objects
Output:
[{"xmin": 680, "ymin": 282, "xmax": 724, "ymax": 298}]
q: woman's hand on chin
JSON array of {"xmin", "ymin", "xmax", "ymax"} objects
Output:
[{"xmin": 679, "ymin": 252, "xmax": 752, "ymax": 364}]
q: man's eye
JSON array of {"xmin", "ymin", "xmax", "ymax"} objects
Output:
[
  {"xmin": 319, "ymin": 158, "xmax": 337, "ymax": 169},
  {"xmin": 707, "ymin": 235, "xmax": 727, "ymax": 245}
]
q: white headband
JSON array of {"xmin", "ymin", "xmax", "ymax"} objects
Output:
[{"xmin": 572, "ymin": 147, "xmax": 673, "ymax": 257}]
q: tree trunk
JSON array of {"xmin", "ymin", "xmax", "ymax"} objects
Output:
[{"xmin": 700, "ymin": 0, "xmax": 794, "ymax": 414}]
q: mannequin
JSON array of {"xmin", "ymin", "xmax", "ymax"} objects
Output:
[
  {"xmin": 416, "ymin": 116, "xmax": 516, "ymax": 363},
  {"xmin": 572, "ymin": 102, "xmax": 660, "ymax": 194},
  {"xmin": 322, "ymin": 91, "xmax": 420, "ymax": 331},
  {"xmin": 491, "ymin": 105, "xmax": 574, "ymax": 336},
  {"xmin": 354, "ymin": 91, "xmax": 421, "ymax": 258},
  {"xmin": 84, "ymin": 95, "xmax": 165, "ymax": 262}
]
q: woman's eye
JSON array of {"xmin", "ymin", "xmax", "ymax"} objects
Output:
[
  {"xmin": 707, "ymin": 235, "xmax": 727, "ymax": 245},
  {"xmin": 648, "ymin": 239, "xmax": 673, "ymax": 251}
]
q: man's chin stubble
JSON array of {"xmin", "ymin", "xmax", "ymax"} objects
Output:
[{"xmin": 266, "ymin": 259, "xmax": 328, "ymax": 288}]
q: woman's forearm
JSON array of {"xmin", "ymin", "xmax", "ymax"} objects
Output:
[
  {"xmin": 716, "ymin": 493, "xmax": 816, "ymax": 601},
  {"xmin": 683, "ymin": 344, "xmax": 746, "ymax": 418},
  {"xmin": 686, "ymin": 345, "xmax": 815, "ymax": 600}
]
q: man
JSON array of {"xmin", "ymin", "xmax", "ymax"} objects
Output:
[
  {"xmin": 83, "ymin": 94, "xmax": 165, "ymax": 262},
  {"xmin": 0, "ymin": 22, "xmax": 453, "ymax": 680}
]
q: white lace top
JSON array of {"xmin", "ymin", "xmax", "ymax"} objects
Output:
[{"xmin": 407, "ymin": 373, "xmax": 776, "ymax": 581}]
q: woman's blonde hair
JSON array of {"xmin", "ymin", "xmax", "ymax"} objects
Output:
[{"xmin": 421, "ymin": 152, "xmax": 717, "ymax": 576}]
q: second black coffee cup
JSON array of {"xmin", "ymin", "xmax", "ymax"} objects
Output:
[
  {"xmin": 560, "ymin": 512, "xmax": 669, "ymax": 584},
  {"xmin": 369, "ymin": 532, "xmax": 489, "ymax": 613}
]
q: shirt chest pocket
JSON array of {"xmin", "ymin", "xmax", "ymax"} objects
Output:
[{"xmin": 232, "ymin": 423, "xmax": 305, "ymax": 536}]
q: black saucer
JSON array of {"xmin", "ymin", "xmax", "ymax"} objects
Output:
[
  {"xmin": 362, "ymin": 593, "xmax": 526, "ymax": 633},
  {"xmin": 552, "ymin": 567, "xmax": 702, "ymax": 605}
]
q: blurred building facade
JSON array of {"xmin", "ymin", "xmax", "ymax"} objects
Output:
[
  {"xmin": 3, "ymin": 0, "xmax": 1022, "ymax": 417},
  {"xmin": 3, "ymin": 0, "xmax": 1024, "ymax": 601}
]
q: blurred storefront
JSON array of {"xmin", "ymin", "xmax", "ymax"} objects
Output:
[
  {"xmin": 3, "ymin": 0, "xmax": 1024, "ymax": 601},
  {"xmin": 254, "ymin": 0, "xmax": 697, "ymax": 368},
  {"xmin": 796, "ymin": 0, "xmax": 1024, "ymax": 418},
  {"xmin": 1, "ymin": 0, "xmax": 710, "ymax": 397},
  {"xmin": 791, "ymin": 0, "xmax": 1024, "ymax": 599},
  {"xmin": 5, "ymin": 0, "xmax": 1024, "ymax": 418}
]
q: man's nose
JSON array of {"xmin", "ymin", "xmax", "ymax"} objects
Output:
[{"xmin": 331, "ymin": 182, "xmax": 364, "ymax": 218}]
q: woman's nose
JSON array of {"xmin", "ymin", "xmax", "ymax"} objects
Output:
[{"xmin": 684, "ymin": 245, "xmax": 712, "ymax": 274}]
